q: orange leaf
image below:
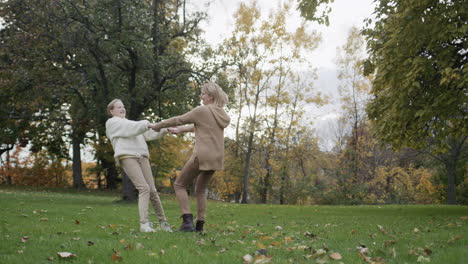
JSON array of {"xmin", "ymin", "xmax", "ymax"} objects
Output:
[
  {"xmin": 111, "ymin": 254, "xmax": 122, "ymax": 261},
  {"xmin": 271, "ymin": 241, "xmax": 281, "ymax": 247}
]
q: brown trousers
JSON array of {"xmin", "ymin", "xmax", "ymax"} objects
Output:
[
  {"xmin": 120, "ymin": 157, "xmax": 167, "ymax": 224},
  {"xmin": 174, "ymin": 156, "xmax": 214, "ymax": 221}
]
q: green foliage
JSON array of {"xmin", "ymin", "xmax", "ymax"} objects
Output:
[
  {"xmin": 297, "ymin": 0, "xmax": 334, "ymax": 25},
  {"xmin": 363, "ymin": 0, "xmax": 467, "ymax": 151}
]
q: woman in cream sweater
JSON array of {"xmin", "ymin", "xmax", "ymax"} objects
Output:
[
  {"xmin": 153, "ymin": 82, "xmax": 230, "ymax": 233},
  {"xmin": 106, "ymin": 99, "xmax": 172, "ymax": 233}
]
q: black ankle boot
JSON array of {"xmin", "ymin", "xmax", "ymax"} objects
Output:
[
  {"xmin": 195, "ymin": 220, "xmax": 205, "ymax": 233},
  {"xmin": 179, "ymin": 214, "xmax": 194, "ymax": 232}
]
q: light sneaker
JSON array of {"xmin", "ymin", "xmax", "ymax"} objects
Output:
[
  {"xmin": 160, "ymin": 221, "xmax": 173, "ymax": 232},
  {"xmin": 140, "ymin": 222, "xmax": 156, "ymax": 233}
]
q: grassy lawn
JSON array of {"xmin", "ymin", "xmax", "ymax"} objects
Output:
[{"xmin": 0, "ymin": 187, "xmax": 467, "ymax": 264}]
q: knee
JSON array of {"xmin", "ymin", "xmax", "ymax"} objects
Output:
[
  {"xmin": 173, "ymin": 181, "xmax": 186, "ymax": 191},
  {"xmin": 137, "ymin": 185, "xmax": 150, "ymax": 195}
]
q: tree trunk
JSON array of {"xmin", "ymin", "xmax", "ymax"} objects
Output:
[
  {"xmin": 445, "ymin": 137, "xmax": 460, "ymax": 205},
  {"xmin": 72, "ymin": 133, "xmax": 86, "ymax": 189},
  {"xmin": 102, "ymin": 158, "xmax": 118, "ymax": 189},
  {"xmin": 241, "ymin": 130, "xmax": 255, "ymax": 204},
  {"xmin": 121, "ymin": 168, "xmax": 137, "ymax": 201}
]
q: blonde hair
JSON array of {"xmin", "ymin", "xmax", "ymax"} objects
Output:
[
  {"xmin": 107, "ymin": 99, "xmax": 123, "ymax": 116},
  {"xmin": 202, "ymin": 82, "xmax": 228, "ymax": 107}
]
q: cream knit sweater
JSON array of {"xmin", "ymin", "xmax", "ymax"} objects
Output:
[{"xmin": 105, "ymin": 117, "xmax": 166, "ymax": 158}]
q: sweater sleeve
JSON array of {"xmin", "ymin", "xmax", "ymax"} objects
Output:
[
  {"xmin": 153, "ymin": 107, "xmax": 201, "ymax": 130},
  {"xmin": 106, "ymin": 117, "xmax": 150, "ymax": 139},
  {"xmin": 143, "ymin": 128, "xmax": 168, "ymax": 141}
]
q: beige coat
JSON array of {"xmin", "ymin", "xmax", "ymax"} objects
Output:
[{"xmin": 154, "ymin": 105, "xmax": 230, "ymax": 170}]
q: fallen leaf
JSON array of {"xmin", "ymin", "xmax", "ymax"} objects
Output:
[
  {"xmin": 351, "ymin": 229, "xmax": 358, "ymax": 234},
  {"xmin": 124, "ymin": 244, "xmax": 133, "ymax": 250},
  {"xmin": 40, "ymin": 218, "xmax": 49, "ymax": 222},
  {"xmin": 259, "ymin": 236, "xmax": 273, "ymax": 240},
  {"xmin": 358, "ymin": 251, "xmax": 372, "ymax": 263},
  {"xmin": 243, "ymin": 254, "xmax": 254, "ymax": 263},
  {"xmin": 47, "ymin": 256, "xmax": 54, "ymax": 261},
  {"xmin": 136, "ymin": 243, "xmax": 144, "ymax": 249},
  {"xmin": 275, "ymin": 226, "xmax": 282, "ymax": 230},
  {"xmin": 271, "ymin": 241, "xmax": 281, "ymax": 247},
  {"xmin": 71, "ymin": 237, "xmax": 80, "ymax": 241},
  {"xmin": 75, "ymin": 220, "xmax": 80, "ymax": 225},
  {"xmin": 87, "ymin": 241, "xmax": 94, "ymax": 246},
  {"xmin": 119, "ymin": 239, "xmax": 126, "ymax": 244},
  {"xmin": 218, "ymin": 248, "xmax": 227, "ymax": 253},
  {"xmin": 196, "ymin": 239, "xmax": 206, "ymax": 245},
  {"xmin": 383, "ymin": 240, "xmax": 397, "ymax": 247},
  {"xmin": 417, "ymin": 256, "xmax": 430, "ymax": 263},
  {"xmin": 160, "ymin": 249, "xmax": 166, "ymax": 255},
  {"xmin": 57, "ymin": 252, "xmax": 76, "ymax": 258},
  {"xmin": 356, "ymin": 245, "xmax": 369, "ymax": 254},
  {"xmin": 254, "ymin": 255, "xmax": 271, "ymax": 264},
  {"xmin": 377, "ymin": 225, "xmax": 387, "ymax": 234},
  {"xmin": 284, "ymin": 236, "xmax": 292, "ymax": 243},
  {"xmin": 448, "ymin": 235, "xmax": 463, "ymax": 243},
  {"xmin": 330, "ymin": 252, "xmax": 342, "ymax": 260},
  {"xmin": 111, "ymin": 254, "xmax": 122, "ymax": 261},
  {"xmin": 413, "ymin": 228, "xmax": 420, "ymax": 233},
  {"xmin": 21, "ymin": 236, "xmax": 29, "ymax": 243},
  {"xmin": 423, "ymin": 246, "xmax": 432, "ymax": 256},
  {"xmin": 108, "ymin": 224, "xmax": 117, "ymax": 228},
  {"xmin": 255, "ymin": 249, "xmax": 268, "ymax": 256},
  {"xmin": 111, "ymin": 249, "xmax": 122, "ymax": 261}
]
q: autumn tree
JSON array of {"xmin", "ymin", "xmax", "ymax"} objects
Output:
[
  {"xmin": 363, "ymin": 0, "xmax": 467, "ymax": 204},
  {"xmin": 334, "ymin": 26, "xmax": 372, "ymax": 188},
  {"xmin": 0, "ymin": 0, "xmax": 214, "ymax": 197}
]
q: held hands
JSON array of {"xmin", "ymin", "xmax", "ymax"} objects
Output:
[
  {"xmin": 148, "ymin": 123, "xmax": 161, "ymax": 132},
  {"xmin": 168, "ymin": 127, "xmax": 182, "ymax": 134}
]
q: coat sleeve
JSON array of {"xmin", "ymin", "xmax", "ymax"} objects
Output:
[
  {"xmin": 153, "ymin": 107, "xmax": 201, "ymax": 131},
  {"xmin": 106, "ymin": 118, "xmax": 150, "ymax": 139},
  {"xmin": 143, "ymin": 128, "xmax": 168, "ymax": 141}
]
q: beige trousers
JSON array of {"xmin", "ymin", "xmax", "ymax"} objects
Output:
[
  {"xmin": 120, "ymin": 157, "xmax": 167, "ymax": 224},
  {"xmin": 174, "ymin": 156, "xmax": 214, "ymax": 221}
]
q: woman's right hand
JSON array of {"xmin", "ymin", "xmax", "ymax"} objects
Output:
[{"xmin": 168, "ymin": 127, "xmax": 181, "ymax": 134}]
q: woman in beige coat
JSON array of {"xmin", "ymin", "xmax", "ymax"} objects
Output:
[{"xmin": 153, "ymin": 82, "xmax": 230, "ymax": 232}]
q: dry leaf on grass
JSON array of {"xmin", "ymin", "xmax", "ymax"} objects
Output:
[
  {"xmin": 111, "ymin": 249, "xmax": 122, "ymax": 261},
  {"xmin": 57, "ymin": 252, "xmax": 76, "ymax": 258},
  {"xmin": 330, "ymin": 252, "xmax": 342, "ymax": 260}
]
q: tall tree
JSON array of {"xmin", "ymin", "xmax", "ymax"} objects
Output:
[
  {"xmin": 0, "ymin": 0, "xmax": 213, "ymax": 196},
  {"xmin": 335, "ymin": 26, "xmax": 372, "ymax": 187},
  {"xmin": 363, "ymin": 0, "xmax": 467, "ymax": 204}
]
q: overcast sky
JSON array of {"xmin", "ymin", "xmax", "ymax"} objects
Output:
[{"xmin": 194, "ymin": 0, "xmax": 376, "ymax": 149}]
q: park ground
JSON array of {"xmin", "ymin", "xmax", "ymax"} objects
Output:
[{"xmin": 0, "ymin": 186, "xmax": 467, "ymax": 264}]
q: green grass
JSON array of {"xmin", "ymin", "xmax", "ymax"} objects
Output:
[{"xmin": 0, "ymin": 187, "xmax": 467, "ymax": 264}]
